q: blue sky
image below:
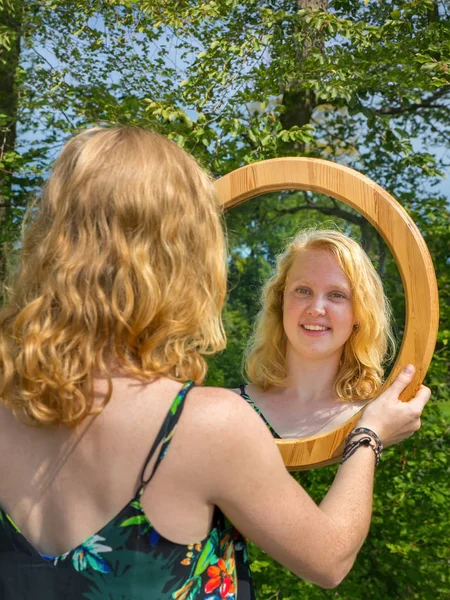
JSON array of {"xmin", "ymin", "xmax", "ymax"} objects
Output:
[{"xmin": 20, "ymin": 26, "xmax": 450, "ymax": 205}]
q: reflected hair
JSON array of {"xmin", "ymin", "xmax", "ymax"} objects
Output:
[
  {"xmin": 245, "ymin": 229, "xmax": 395, "ymax": 402},
  {"xmin": 0, "ymin": 126, "xmax": 227, "ymax": 427}
]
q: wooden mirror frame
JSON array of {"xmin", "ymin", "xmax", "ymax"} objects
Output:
[{"xmin": 215, "ymin": 158, "xmax": 439, "ymax": 470}]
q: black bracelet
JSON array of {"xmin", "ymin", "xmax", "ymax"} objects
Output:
[
  {"xmin": 341, "ymin": 436, "xmax": 381, "ymax": 466},
  {"xmin": 341, "ymin": 427, "xmax": 383, "ymax": 467},
  {"xmin": 349, "ymin": 427, "xmax": 383, "ymax": 454}
]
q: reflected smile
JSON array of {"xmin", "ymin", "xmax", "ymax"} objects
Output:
[{"xmin": 301, "ymin": 324, "xmax": 330, "ymax": 331}]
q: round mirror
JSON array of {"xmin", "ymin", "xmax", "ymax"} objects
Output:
[{"xmin": 215, "ymin": 158, "xmax": 439, "ymax": 470}]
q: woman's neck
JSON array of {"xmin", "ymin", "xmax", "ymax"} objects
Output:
[{"xmin": 281, "ymin": 348, "xmax": 341, "ymax": 407}]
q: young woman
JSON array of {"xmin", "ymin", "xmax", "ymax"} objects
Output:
[
  {"xmin": 240, "ymin": 230, "xmax": 397, "ymax": 438},
  {"xmin": 0, "ymin": 128, "xmax": 428, "ymax": 599}
]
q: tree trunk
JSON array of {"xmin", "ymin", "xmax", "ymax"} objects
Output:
[
  {"xmin": 0, "ymin": 0, "xmax": 22, "ymax": 292},
  {"xmin": 280, "ymin": 0, "xmax": 328, "ymax": 134},
  {"xmin": 279, "ymin": 0, "xmax": 379, "ymax": 254}
]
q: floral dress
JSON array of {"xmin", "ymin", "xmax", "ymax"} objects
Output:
[{"xmin": 0, "ymin": 381, "xmax": 255, "ymax": 600}]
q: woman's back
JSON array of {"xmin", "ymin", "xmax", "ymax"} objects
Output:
[
  {"xmin": 0, "ymin": 126, "xmax": 255, "ymax": 598},
  {"xmin": 0, "ymin": 377, "xmax": 253, "ymax": 599}
]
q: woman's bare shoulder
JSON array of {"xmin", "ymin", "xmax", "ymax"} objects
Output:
[
  {"xmin": 182, "ymin": 385, "xmax": 273, "ymax": 442},
  {"xmin": 187, "ymin": 385, "xmax": 256, "ymax": 417}
]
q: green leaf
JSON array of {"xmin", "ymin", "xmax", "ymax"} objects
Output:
[
  {"xmin": 193, "ymin": 530, "xmax": 218, "ymax": 575},
  {"xmin": 120, "ymin": 515, "xmax": 148, "ymax": 527}
]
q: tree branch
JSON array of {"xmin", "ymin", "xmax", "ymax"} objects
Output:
[
  {"xmin": 373, "ymin": 86, "xmax": 450, "ymax": 116},
  {"xmin": 266, "ymin": 203, "xmax": 363, "ymax": 226}
]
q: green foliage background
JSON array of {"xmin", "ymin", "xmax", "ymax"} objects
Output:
[{"xmin": 0, "ymin": 0, "xmax": 449, "ymax": 597}]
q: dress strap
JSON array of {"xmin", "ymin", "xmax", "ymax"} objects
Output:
[
  {"xmin": 136, "ymin": 381, "xmax": 195, "ymax": 496},
  {"xmin": 238, "ymin": 383, "xmax": 282, "ymax": 440}
]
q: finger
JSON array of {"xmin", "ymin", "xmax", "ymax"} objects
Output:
[
  {"xmin": 408, "ymin": 386, "xmax": 431, "ymax": 413},
  {"xmin": 385, "ymin": 365, "xmax": 416, "ymax": 396}
]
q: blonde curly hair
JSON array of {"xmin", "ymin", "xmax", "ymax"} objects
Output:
[
  {"xmin": 0, "ymin": 126, "xmax": 227, "ymax": 427},
  {"xmin": 245, "ymin": 229, "xmax": 395, "ymax": 402}
]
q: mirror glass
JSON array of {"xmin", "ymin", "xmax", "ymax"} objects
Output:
[{"xmin": 205, "ymin": 189, "xmax": 405, "ymax": 439}]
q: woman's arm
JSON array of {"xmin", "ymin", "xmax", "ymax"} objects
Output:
[{"xmin": 193, "ymin": 366, "xmax": 428, "ymax": 588}]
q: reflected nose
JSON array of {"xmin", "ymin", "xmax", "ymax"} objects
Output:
[{"xmin": 306, "ymin": 298, "xmax": 326, "ymax": 318}]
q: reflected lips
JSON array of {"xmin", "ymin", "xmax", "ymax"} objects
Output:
[{"xmin": 301, "ymin": 324, "xmax": 330, "ymax": 335}]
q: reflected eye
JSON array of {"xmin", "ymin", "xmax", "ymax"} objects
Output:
[{"xmin": 329, "ymin": 291, "xmax": 347, "ymax": 299}]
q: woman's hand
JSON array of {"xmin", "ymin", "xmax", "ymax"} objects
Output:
[{"xmin": 357, "ymin": 365, "xmax": 431, "ymax": 447}]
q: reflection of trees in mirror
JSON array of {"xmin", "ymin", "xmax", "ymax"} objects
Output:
[{"xmin": 205, "ymin": 190, "xmax": 404, "ymax": 387}]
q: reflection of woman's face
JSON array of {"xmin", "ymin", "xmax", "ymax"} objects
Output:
[{"xmin": 283, "ymin": 248, "xmax": 355, "ymax": 362}]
